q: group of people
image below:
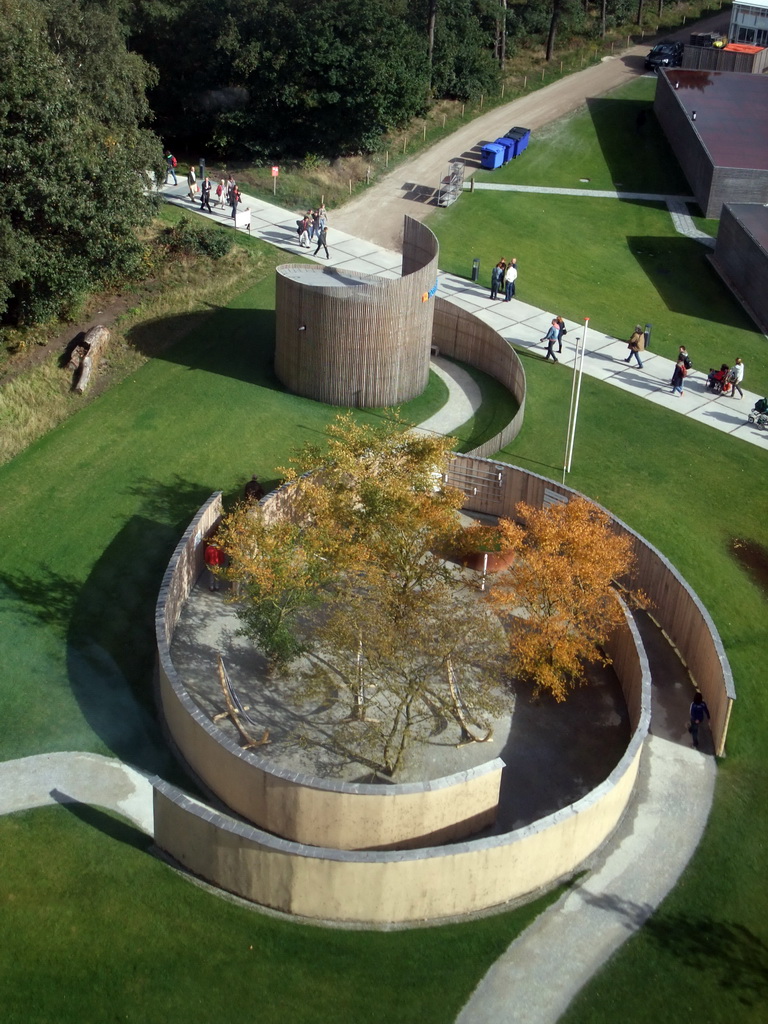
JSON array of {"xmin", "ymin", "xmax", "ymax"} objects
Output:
[
  {"xmin": 619, "ymin": 329, "xmax": 746, "ymax": 401},
  {"xmin": 490, "ymin": 258, "xmax": 518, "ymax": 302},
  {"xmin": 296, "ymin": 206, "xmax": 330, "ymax": 258},
  {"xmin": 673, "ymin": 346, "xmax": 744, "ymax": 399},
  {"xmin": 164, "ymin": 152, "xmax": 244, "ymax": 220}
]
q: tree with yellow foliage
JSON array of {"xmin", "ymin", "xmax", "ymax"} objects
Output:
[{"xmin": 486, "ymin": 497, "xmax": 637, "ymax": 702}]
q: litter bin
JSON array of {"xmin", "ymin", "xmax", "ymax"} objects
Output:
[
  {"xmin": 504, "ymin": 127, "xmax": 531, "ymax": 157},
  {"xmin": 199, "ymin": 157, "xmax": 206, "ymax": 180},
  {"xmin": 480, "ymin": 143, "xmax": 506, "ymax": 170},
  {"xmin": 644, "ymin": 323, "xmax": 652, "ymax": 351},
  {"xmin": 493, "ymin": 137, "xmax": 516, "ymax": 163},
  {"xmin": 472, "ymin": 258, "xmax": 480, "ymax": 282}
]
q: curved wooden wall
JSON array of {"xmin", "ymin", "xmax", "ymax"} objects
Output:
[
  {"xmin": 156, "ymin": 493, "xmax": 504, "ymax": 852},
  {"xmin": 432, "ymin": 298, "xmax": 526, "ymax": 457},
  {"xmin": 274, "ymin": 217, "xmax": 438, "ymax": 408},
  {"xmin": 446, "ymin": 457, "xmax": 736, "ymax": 755}
]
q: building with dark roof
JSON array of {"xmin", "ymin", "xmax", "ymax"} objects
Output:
[
  {"xmin": 654, "ymin": 69, "xmax": 768, "ymax": 217},
  {"xmin": 710, "ymin": 204, "xmax": 768, "ymax": 334}
]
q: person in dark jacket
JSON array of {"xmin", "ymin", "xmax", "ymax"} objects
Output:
[
  {"xmin": 490, "ymin": 261, "xmax": 504, "ymax": 301},
  {"xmin": 671, "ymin": 359, "xmax": 686, "ymax": 396},
  {"xmin": 313, "ymin": 225, "xmax": 329, "ymax": 259},
  {"xmin": 200, "ymin": 176, "xmax": 213, "ymax": 213},
  {"xmin": 687, "ymin": 692, "xmax": 710, "ymax": 749}
]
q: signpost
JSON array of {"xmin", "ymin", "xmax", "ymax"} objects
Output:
[{"xmin": 271, "ymin": 165, "xmax": 279, "ymax": 195}]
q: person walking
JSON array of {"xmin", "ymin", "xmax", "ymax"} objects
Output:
[
  {"xmin": 301, "ymin": 214, "xmax": 313, "ymax": 247},
  {"xmin": 727, "ymin": 357, "xmax": 745, "ymax": 399},
  {"xmin": 216, "ymin": 178, "xmax": 227, "ymax": 208},
  {"xmin": 490, "ymin": 261, "xmax": 504, "ymax": 300},
  {"xmin": 504, "ymin": 258, "xmax": 517, "ymax": 302},
  {"xmin": 624, "ymin": 325, "xmax": 644, "ymax": 368},
  {"xmin": 313, "ymin": 224, "xmax": 329, "ymax": 259},
  {"xmin": 200, "ymin": 176, "xmax": 213, "ymax": 213},
  {"xmin": 555, "ymin": 316, "xmax": 567, "ymax": 354},
  {"xmin": 186, "ymin": 165, "xmax": 197, "ymax": 201},
  {"xmin": 230, "ymin": 186, "xmax": 241, "ymax": 221},
  {"xmin": 671, "ymin": 358, "xmax": 687, "ymax": 396},
  {"xmin": 226, "ymin": 174, "xmax": 236, "ymax": 204},
  {"xmin": 687, "ymin": 691, "xmax": 710, "ymax": 750},
  {"xmin": 678, "ymin": 345, "xmax": 692, "ymax": 371},
  {"xmin": 164, "ymin": 150, "xmax": 177, "ymax": 186},
  {"xmin": 541, "ymin": 319, "xmax": 559, "ymax": 362}
]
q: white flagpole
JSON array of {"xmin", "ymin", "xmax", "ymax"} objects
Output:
[{"xmin": 563, "ymin": 317, "xmax": 589, "ymax": 479}]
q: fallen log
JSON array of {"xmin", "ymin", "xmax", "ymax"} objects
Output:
[{"xmin": 73, "ymin": 325, "xmax": 110, "ymax": 394}]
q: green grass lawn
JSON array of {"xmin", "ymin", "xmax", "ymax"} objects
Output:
[
  {"xmin": 1, "ymin": 77, "xmax": 767, "ymax": 1022},
  {"xmin": 1, "ymin": 806, "xmax": 562, "ymax": 1024},
  {"xmin": 436, "ymin": 76, "xmax": 767, "ymax": 398}
]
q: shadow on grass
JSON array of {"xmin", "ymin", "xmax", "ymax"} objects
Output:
[
  {"xmin": 126, "ymin": 305, "xmax": 282, "ymax": 390},
  {"xmin": 628, "ymin": 235, "xmax": 756, "ymax": 330},
  {"xmin": 586, "ymin": 95, "xmax": 690, "ymax": 196},
  {"xmin": 0, "ymin": 479, "xmax": 218, "ymax": 777},
  {"xmin": 732, "ymin": 537, "xmax": 768, "ymax": 598},
  {"xmin": 580, "ymin": 892, "xmax": 768, "ymax": 1008},
  {"xmin": 51, "ymin": 790, "xmax": 151, "ymax": 852}
]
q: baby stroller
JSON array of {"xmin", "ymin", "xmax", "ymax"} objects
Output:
[
  {"xmin": 748, "ymin": 397, "xmax": 768, "ymax": 430},
  {"xmin": 706, "ymin": 364, "xmax": 731, "ymax": 395}
]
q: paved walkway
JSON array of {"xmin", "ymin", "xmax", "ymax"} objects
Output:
[
  {"xmin": 0, "ymin": 752, "xmax": 154, "ymax": 833},
  {"xmin": 163, "ymin": 182, "xmax": 767, "ymax": 450},
  {"xmin": 457, "ymin": 734, "xmax": 716, "ymax": 1024}
]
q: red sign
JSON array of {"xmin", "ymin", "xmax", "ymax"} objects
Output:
[{"xmin": 271, "ymin": 166, "xmax": 279, "ymax": 177}]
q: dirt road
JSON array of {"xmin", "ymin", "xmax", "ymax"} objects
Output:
[{"xmin": 331, "ymin": 12, "xmax": 729, "ymax": 251}]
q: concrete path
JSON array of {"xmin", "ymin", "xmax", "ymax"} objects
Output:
[
  {"xmin": 0, "ymin": 751, "xmax": 155, "ymax": 833},
  {"xmin": 456, "ymin": 735, "xmax": 716, "ymax": 1023},
  {"xmin": 417, "ymin": 357, "xmax": 482, "ymax": 436},
  {"xmin": 466, "ymin": 182, "xmax": 695, "ymax": 203},
  {"xmin": 163, "ymin": 184, "xmax": 768, "ymax": 451}
]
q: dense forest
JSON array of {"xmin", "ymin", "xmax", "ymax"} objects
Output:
[
  {"xmin": 128, "ymin": 0, "xmax": 641, "ymax": 158},
  {"xmin": 0, "ymin": 0, "xmax": 678, "ymax": 325}
]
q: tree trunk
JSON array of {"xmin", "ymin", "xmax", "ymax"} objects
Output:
[
  {"xmin": 546, "ymin": 0, "xmax": 562, "ymax": 62},
  {"xmin": 447, "ymin": 658, "xmax": 492, "ymax": 744},
  {"xmin": 500, "ymin": 0, "xmax": 507, "ymax": 68},
  {"xmin": 73, "ymin": 324, "xmax": 110, "ymax": 394},
  {"xmin": 636, "ymin": 0, "xmax": 645, "ymax": 28},
  {"xmin": 601, "ymin": 0, "xmax": 607, "ymax": 38},
  {"xmin": 352, "ymin": 633, "xmax": 366, "ymax": 720},
  {"xmin": 427, "ymin": 0, "xmax": 438, "ymax": 69}
]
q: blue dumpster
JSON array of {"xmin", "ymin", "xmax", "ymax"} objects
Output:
[
  {"xmin": 504, "ymin": 126, "xmax": 531, "ymax": 158},
  {"xmin": 493, "ymin": 137, "xmax": 516, "ymax": 163},
  {"xmin": 480, "ymin": 143, "xmax": 506, "ymax": 170}
]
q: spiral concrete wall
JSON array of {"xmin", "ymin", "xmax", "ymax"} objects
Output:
[{"xmin": 274, "ymin": 217, "xmax": 438, "ymax": 408}]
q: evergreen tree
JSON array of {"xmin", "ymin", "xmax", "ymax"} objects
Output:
[{"xmin": 0, "ymin": 0, "xmax": 162, "ymax": 325}]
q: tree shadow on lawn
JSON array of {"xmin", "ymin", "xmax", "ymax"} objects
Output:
[
  {"xmin": 627, "ymin": 235, "xmax": 756, "ymax": 331},
  {"xmin": 580, "ymin": 892, "xmax": 768, "ymax": 1009},
  {"xmin": 731, "ymin": 538, "xmax": 768, "ymax": 599},
  {"xmin": 126, "ymin": 305, "xmax": 283, "ymax": 391},
  {"xmin": 1, "ymin": 481, "xmax": 218, "ymax": 778}
]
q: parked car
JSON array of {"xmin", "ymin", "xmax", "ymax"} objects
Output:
[{"xmin": 645, "ymin": 41, "xmax": 684, "ymax": 71}]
